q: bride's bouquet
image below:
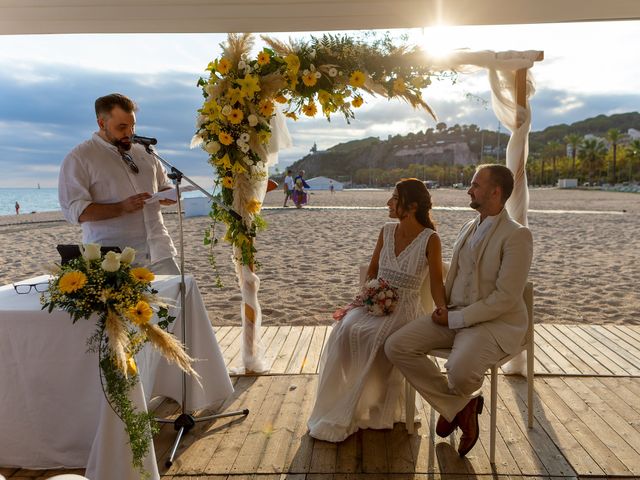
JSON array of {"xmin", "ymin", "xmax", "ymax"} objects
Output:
[{"xmin": 333, "ymin": 277, "xmax": 399, "ymax": 321}]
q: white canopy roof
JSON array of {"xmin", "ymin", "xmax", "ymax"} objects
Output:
[{"xmin": 0, "ymin": 0, "xmax": 638, "ymax": 35}]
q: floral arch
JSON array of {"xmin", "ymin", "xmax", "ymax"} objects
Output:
[{"xmin": 192, "ymin": 32, "xmax": 542, "ymax": 372}]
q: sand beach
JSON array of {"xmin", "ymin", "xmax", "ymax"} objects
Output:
[{"xmin": 0, "ymin": 188, "xmax": 637, "ymax": 326}]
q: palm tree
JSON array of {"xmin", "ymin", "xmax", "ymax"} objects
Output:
[
  {"xmin": 606, "ymin": 128, "xmax": 622, "ymax": 183},
  {"xmin": 543, "ymin": 140, "xmax": 563, "ymax": 186},
  {"xmin": 578, "ymin": 138, "xmax": 608, "ymax": 184},
  {"xmin": 564, "ymin": 133, "xmax": 582, "ymax": 177}
]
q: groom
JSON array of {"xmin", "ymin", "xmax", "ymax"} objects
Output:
[{"xmin": 385, "ymin": 164, "xmax": 533, "ymax": 457}]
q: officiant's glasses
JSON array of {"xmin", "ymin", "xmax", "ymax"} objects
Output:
[
  {"xmin": 120, "ymin": 151, "xmax": 139, "ymax": 174},
  {"xmin": 13, "ymin": 282, "xmax": 49, "ymax": 294}
]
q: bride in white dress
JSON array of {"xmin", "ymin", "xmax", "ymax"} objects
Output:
[{"xmin": 308, "ymin": 178, "xmax": 446, "ymax": 442}]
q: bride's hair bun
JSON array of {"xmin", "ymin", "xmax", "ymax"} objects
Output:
[{"xmin": 395, "ymin": 178, "xmax": 436, "ymax": 230}]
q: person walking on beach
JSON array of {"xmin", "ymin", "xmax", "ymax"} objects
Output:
[
  {"xmin": 308, "ymin": 178, "xmax": 446, "ymax": 442},
  {"xmin": 58, "ymin": 93, "xmax": 179, "ymax": 274},
  {"xmin": 14, "ymin": 201, "xmax": 19, "ymax": 215},
  {"xmin": 292, "ymin": 170, "xmax": 310, "ymax": 208},
  {"xmin": 329, "ymin": 180, "xmax": 335, "ymax": 194},
  {"xmin": 283, "ymin": 169, "xmax": 294, "ymax": 207},
  {"xmin": 385, "ymin": 164, "xmax": 533, "ymax": 457}
]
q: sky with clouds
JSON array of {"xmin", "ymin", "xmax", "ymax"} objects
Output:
[{"xmin": 0, "ymin": 21, "xmax": 639, "ymax": 187}]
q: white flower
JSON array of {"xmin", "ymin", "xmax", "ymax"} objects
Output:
[
  {"xmin": 315, "ymin": 72, "xmax": 321, "ymax": 79},
  {"xmin": 328, "ymin": 67, "xmax": 338, "ymax": 77},
  {"xmin": 377, "ymin": 291, "xmax": 386, "ymax": 300},
  {"xmin": 247, "ymin": 114, "xmax": 258, "ymax": 127},
  {"xmin": 238, "ymin": 60, "xmax": 247, "ymax": 70},
  {"xmin": 302, "ymin": 69, "xmax": 310, "ymax": 76},
  {"xmin": 386, "ymin": 290, "xmax": 395, "ymax": 298},
  {"xmin": 101, "ymin": 251, "xmax": 121, "ymax": 272},
  {"xmin": 239, "ymin": 132, "xmax": 250, "ymax": 142},
  {"xmin": 221, "ymin": 105, "xmax": 232, "ymax": 116},
  {"xmin": 204, "ymin": 141, "xmax": 221, "ymax": 154},
  {"xmin": 310, "ymin": 64, "xmax": 316, "ymax": 71},
  {"xmin": 190, "ymin": 134, "xmax": 204, "ymax": 149},
  {"xmin": 239, "ymin": 142, "xmax": 250, "ymax": 153},
  {"xmin": 385, "ymin": 299, "xmax": 392, "ymax": 307},
  {"xmin": 120, "ymin": 247, "xmax": 136, "ymax": 264},
  {"xmin": 81, "ymin": 243, "xmax": 101, "ymax": 261}
]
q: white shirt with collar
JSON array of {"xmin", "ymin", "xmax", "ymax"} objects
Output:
[
  {"xmin": 448, "ymin": 213, "xmax": 498, "ymax": 329},
  {"xmin": 58, "ymin": 133, "xmax": 177, "ymax": 264}
]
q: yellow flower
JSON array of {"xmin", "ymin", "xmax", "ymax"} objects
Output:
[
  {"xmin": 128, "ymin": 301, "xmax": 154, "ymax": 326},
  {"xmin": 246, "ymin": 199, "xmax": 262, "ymax": 214},
  {"xmin": 259, "ymin": 99, "xmax": 275, "ymax": 117},
  {"xmin": 126, "ymin": 356, "xmax": 138, "ymax": 376},
  {"xmin": 349, "ymin": 70, "xmax": 366, "ymax": 88},
  {"xmin": 274, "ymin": 95, "xmax": 288, "ymax": 104},
  {"xmin": 58, "ymin": 271, "xmax": 87, "ymax": 294},
  {"xmin": 393, "ymin": 77, "xmax": 407, "ymax": 93},
  {"xmin": 285, "ymin": 112, "xmax": 298, "ymax": 121},
  {"xmin": 351, "ymin": 96, "xmax": 364, "ymax": 108},
  {"xmin": 218, "ymin": 131, "xmax": 234, "ymax": 145},
  {"xmin": 231, "ymin": 161, "xmax": 247, "ymax": 174},
  {"xmin": 284, "ymin": 54, "xmax": 300, "ymax": 74},
  {"xmin": 130, "ymin": 267, "xmax": 155, "ymax": 283},
  {"xmin": 258, "ymin": 130, "xmax": 271, "ymax": 144},
  {"xmin": 237, "ymin": 74, "xmax": 261, "ymax": 98},
  {"xmin": 216, "ymin": 57, "xmax": 231, "ymax": 75},
  {"xmin": 332, "ymin": 93, "xmax": 345, "ymax": 106},
  {"xmin": 228, "ymin": 108, "xmax": 244, "ymax": 124},
  {"xmin": 302, "ymin": 71, "xmax": 317, "ymax": 87},
  {"xmin": 216, "ymin": 153, "xmax": 233, "ymax": 169},
  {"xmin": 317, "ymin": 90, "xmax": 331, "ymax": 106},
  {"xmin": 226, "ymin": 87, "xmax": 245, "ymax": 105},
  {"xmin": 222, "ymin": 176, "xmax": 234, "ymax": 189},
  {"xmin": 257, "ymin": 51, "xmax": 271, "ymax": 66},
  {"xmin": 302, "ymin": 102, "xmax": 318, "ymax": 117}
]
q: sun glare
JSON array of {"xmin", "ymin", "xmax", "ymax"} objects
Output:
[{"xmin": 421, "ymin": 25, "xmax": 456, "ymax": 60}]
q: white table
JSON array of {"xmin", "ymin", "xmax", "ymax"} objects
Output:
[{"xmin": 0, "ymin": 274, "xmax": 234, "ymax": 480}]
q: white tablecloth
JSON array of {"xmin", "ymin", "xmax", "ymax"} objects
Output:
[{"xmin": 0, "ymin": 274, "xmax": 233, "ymax": 479}]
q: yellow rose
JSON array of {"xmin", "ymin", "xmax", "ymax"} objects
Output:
[
  {"xmin": 128, "ymin": 301, "xmax": 154, "ymax": 326},
  {"xmin": 80, "ymin": 243, "xmax": 101, "ymax": 261},
  {"xmin": 58, "ymin": 271, "xmax": 87, "ymax": 294}
]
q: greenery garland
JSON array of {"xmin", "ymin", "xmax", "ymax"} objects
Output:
[{"xmin": 194, "ymin": 32, "xmax": 452, "ymax": 268}]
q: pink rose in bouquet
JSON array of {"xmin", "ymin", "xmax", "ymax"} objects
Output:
[{"xmin": 332, "ymin": 277, "xmax": 399, "ymax": 321}]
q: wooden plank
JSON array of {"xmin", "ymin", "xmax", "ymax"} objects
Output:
[
  {"xmin": 286, "ymin": 325, "xmax": 315, "ymax": 374},
  {"xmin": 361, "ymin": 428, "xmax": 388, "ymax": 473},
  {"xmin": 256, "ymin": 375, "xmax": 311, "ymax": 473},
  {"xmin": 527, "ymin": 378, "xmax": 605, "ymax": 476},
  {"xmin": 568, "ymin": 327, "xmax": 631, "ymax": 376},
  {"xmin": 617, "ymin": 325, "xmax": 640, "ymax": 343},
  {"xmin": 599, "ymin": 377, "xmax": 640, "ymax": 423},
  {"xmin": 532, "ymin": 334, "xmax": 565, "ymax": 375},
  {"xmin": 555, "ymin": 325, "xmax": 619, "ymax": 375},
  {"xmin": 608, "ymin": 326, "xmax": 640, "ymax": 359},
  {"xmin": 302, "ymin": 326, "xmax": 328, "ymax": 374},
  {"xmin": 285, "ymin": 375, "xmax": 318, "ymax": 473},
  {"xmin": 386, "ymin": 423, "xmax": 417, "ymax": 473},
  {"xmin": 497, "ymin": 376, "xmax": 575, "ymax": 476},
  {"xmin": 411, "ymin": 400, "xmax": 438, "ymax": 474},
  {"xmin": 534, "ymin": 326, "xmax": 583, "ymax": 374},
  {"xmin": 335, "ymin": 425, "xmax": 361, "ymax": 473},
  {"xmin": 263, "ymin": 326, "xmax": 292, "ymax": 372},
  {"xmin": 271, "ymin": 326, "xmax": 305, "ymax": 373},
  {"xmin": 585, "ymin": 325, "xmax": 640, "ymax": 375},
  {"xmin": 309, "ymin": 436, "xmax": 338, "ymax": 474},
  {"xmin": 544, "ymin": 325, "xmax": 600, "ymax": 375},
  {"xmin": 202, "ymin": 376, "xmax": 273, "ymax": 475},
  {"xmin": 229, "ymin": 376, "xmax": 292, "ymax": 474},
  {"xmin": 545, "ymin": 377, "xmax": 633, "ymax": 476},
  {"xmin": 217, "ymin": 326, "xmax": 242, "ymax": 356}
]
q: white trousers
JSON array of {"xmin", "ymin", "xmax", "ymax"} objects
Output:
[{"xmin": 385, "ymin": 315, "xmax": 505, "ymax": 422}]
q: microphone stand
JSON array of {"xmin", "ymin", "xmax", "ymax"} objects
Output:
[{"xmin": 140, "ymin": 142, "xmax": 248, "ymax": 468}]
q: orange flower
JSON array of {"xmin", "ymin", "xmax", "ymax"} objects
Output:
[
  {"xmin": 349, "ymin": 70, "xmax": 366, "ymax": 88},
  {"xmin": 302, "ymin": 102, "xmax": 317, "ymax": 117},
  {"xmin": 222, "ymin": 176, "xmax": 234, "ymax": 189},
  {"xmin": 216, "ymin": 58, "xmax": 231, "ymax": 75},
  {"xmin": 257, "ymin": 51, "xmax": 271, "ymax": 66},
  {"xmin": 58, "ymin": 271, "xmax": 87, "ymax": 294},
  {"xmin": 259, "ymin": 99, "xmax": 275, "ymax": 117},
  {"xmin": 302, "ymin": 71, "xmax": 317, "ymax": 87},
  {"xmin": 130, "ymin": 267, "xmax": 155, "ymax": 283},
  {"xmin": 274, "ymin": 95, "xmax": 288, "ymax": 104},
  {"xmin": 351, "ymin": 96, "xmax": 364, "ymax": 108},
  {"xmin": 228, "ymin": 108, "xmax": 244, "ymax": 124},
  {"xmin": 218, "ymin": 131, "xmax": 234, "ymax": 145},
  {"xmin": 128, "ymin": 301, "xmax": 154, "ymax": 326}
]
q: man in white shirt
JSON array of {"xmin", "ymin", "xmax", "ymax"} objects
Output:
[
  {"xmin": 283, "ymin": 169, "xmax": 294, "ymax": 207},
  {"xmin": 385, "ymin": 164, "xmax": 533, "ymax": 457},
  {"xmin": 59, "ymin": 93, "xmax": 179, "ymax": 274}
]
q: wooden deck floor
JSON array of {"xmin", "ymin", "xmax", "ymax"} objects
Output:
[{"xmin": 3, "ymin": 324, "xmax": 640, "ymax": 480}]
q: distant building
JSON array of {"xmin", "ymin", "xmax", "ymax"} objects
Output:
[
  {"xmin": 628, "ymin": 128, "xmax": 640, "ymax": 140},
  {"xmin": 557, "ymin": 179, "xmax": 578, "ymax": 189},
  {"xmin": 393, "ymin": 141, "xmax": 476, "ymax": 165},
  {"xmin": 306, "ymin": 176, "xmax": 344, "ymax": 191}
]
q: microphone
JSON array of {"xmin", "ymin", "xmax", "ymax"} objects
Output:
[{"xmin": 131, "ymin": 134, "xmax": 158, "ymax": 146}]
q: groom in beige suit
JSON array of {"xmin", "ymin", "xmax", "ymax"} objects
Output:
[{"xmin": 385, "ymin": 164, "xmax": 533, "ymax": 457}]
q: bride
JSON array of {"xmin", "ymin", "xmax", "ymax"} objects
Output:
[{"xmin": 308, "ymin": 178, "xmax": 446, "ymax": 442}]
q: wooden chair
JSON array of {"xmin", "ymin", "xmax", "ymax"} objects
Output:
[{"xmin": 405, "ymin": 281, "xmax": 535, "ymax": 464}]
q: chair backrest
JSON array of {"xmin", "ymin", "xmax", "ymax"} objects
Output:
[{"xmin": 523, "ymin": 281, "xmax": 534, "ymax": 346}]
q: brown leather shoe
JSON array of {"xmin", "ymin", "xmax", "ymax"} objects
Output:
[
  {"xmin": 436, "ymin": 413, "xmax": 458, "ymax": 437},
  {"xmin": 457, "ymin": 395, "xmax": 484, "ymax": 457}
]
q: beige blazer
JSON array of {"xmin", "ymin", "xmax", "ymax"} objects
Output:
[{"xmin": 445, "ymin": 208, "xmax": 533, "ymax": 354}]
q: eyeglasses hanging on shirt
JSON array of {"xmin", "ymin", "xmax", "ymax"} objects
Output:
[{"xmin": 119, "ymin": 150, "xmax": 139, "ymax": 174}]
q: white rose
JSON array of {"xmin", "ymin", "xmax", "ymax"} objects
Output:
[
  {"xmin": 120, "ymin": 247, "xmax": 136, "ymax": 264},
  {"xmin": 204, "ymin": 141, "xmax": 221, "ymax": 154},
  {"xmin": 101, "ymin": 251, "xmax": 121, "ymax": 272},
  {"xmin": 240, "ymin": 132, "xmax": 250, "ymax": 142},
  {"xmin": 222, "ymin": 105, "xmax": 232, "ymax": 116},
  {"xmin": 377, "ymin": 292, "xmax": 386, "ymax": 300},
  {"xmin": 386, "ymin": 290, "xmax": 394, "ymax": 298},
  {"xmin": 81, "ymin": 243, "xmax": 101, "ymax": 261},
  {"xmin": 247, "ymin": 114, "xmax": 258, "ymax": 127},
  {"xmin": 328, "ymin": 68, "xmax": 338, "ymax": 77}
]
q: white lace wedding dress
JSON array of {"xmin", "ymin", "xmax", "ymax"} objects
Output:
[{"xmin": 307, "ymin": 222, "xmax": 435, "ymax": 442}]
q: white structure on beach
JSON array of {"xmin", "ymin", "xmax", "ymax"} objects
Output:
[{"xmin": 306, "ymin": 176, "xmax": 343, "ymax": 191}]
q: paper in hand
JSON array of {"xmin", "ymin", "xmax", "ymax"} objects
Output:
[{"xmin": 145, "ymin": 185, "xmax": 198, "ymax": 204}]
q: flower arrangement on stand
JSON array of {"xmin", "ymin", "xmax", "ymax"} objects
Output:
[{"xmin": 41, "ymin": 244, "xmax": 198, "ymax": 476}]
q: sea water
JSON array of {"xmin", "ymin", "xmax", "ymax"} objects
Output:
[{"xmin": 0, "ymin": 187, "xmax": 216, "ymax": 216}]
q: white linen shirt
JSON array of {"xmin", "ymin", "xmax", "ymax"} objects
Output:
[{"xmin": 58, "ymin": 133, "xmax": 177, "ymax": 264}]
